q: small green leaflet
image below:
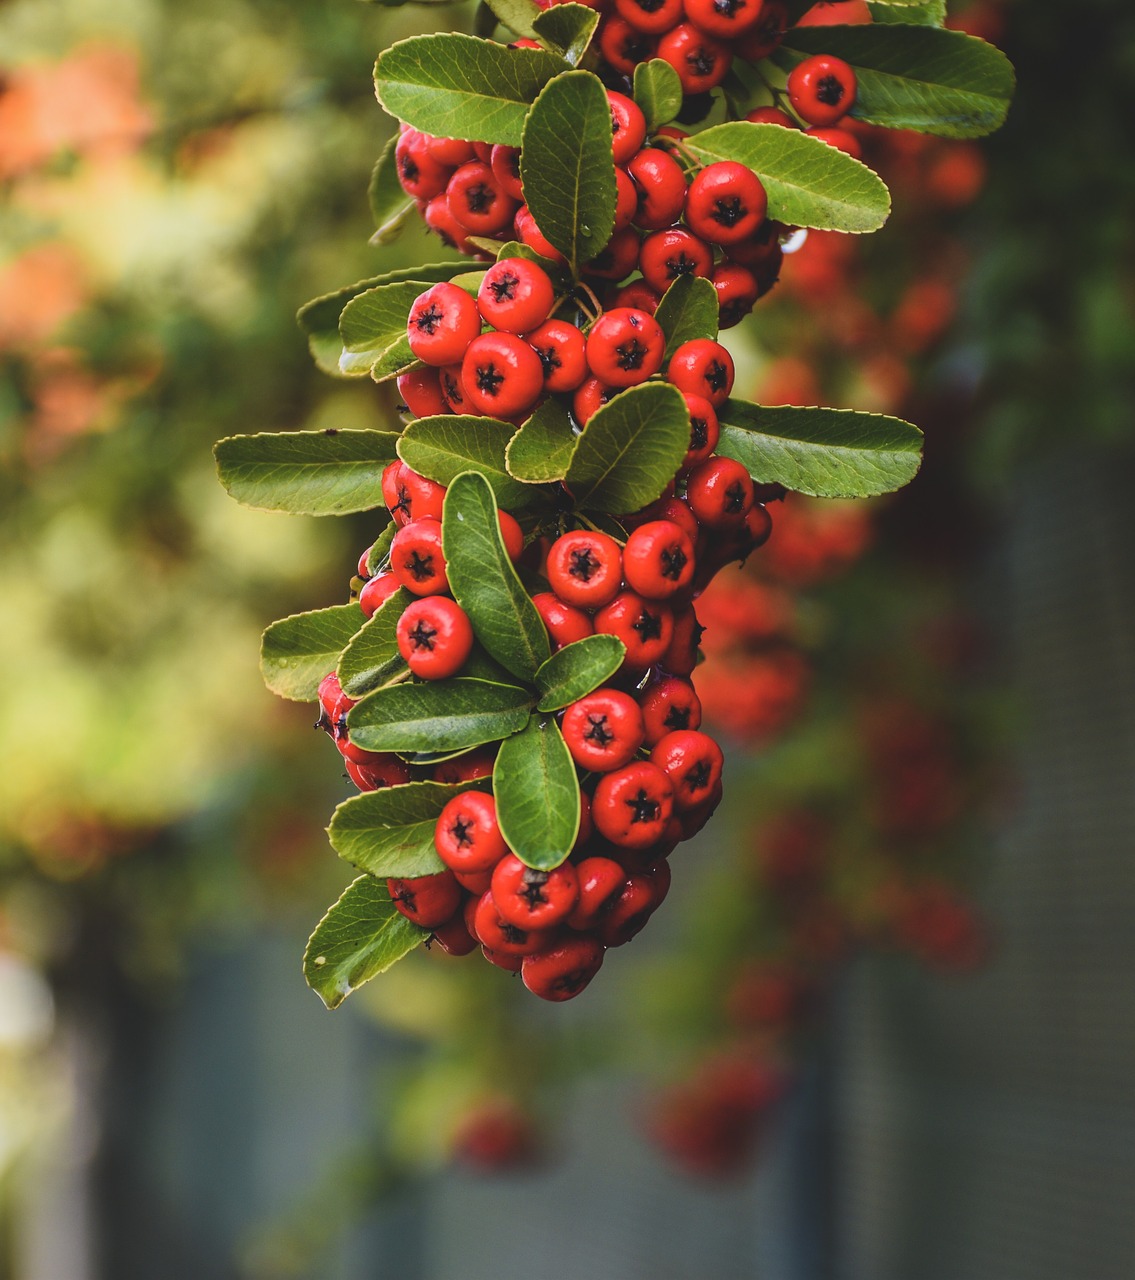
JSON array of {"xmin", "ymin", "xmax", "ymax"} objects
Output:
[
  {"xmin": 481, "ymin": 0, "xmax": 541, "ymax": 40},
  {"xmin": 654, "ymin": 275, "xmax": 719, "ymax": 359},
  {"xmin": 520, "ymin": 70, "xmax": 617, "ymax": 279},
  {"xmin": 716, "ymin": 400, "xmax": 924, "ymax": 499},
  {"xmin": 493, "ymin": 715, "xmax": 580, "ymax": 871},
  {"xmin": 214, "ymin": 429, "xmax": 397, "ymax": 516},
  {"xmin": 535, "ymin": 634, "xmax": 627, "ymax": 712},
  {"xmin": 566, "ymin": 382, "xmax": 690, "ymax": 514},
  {"xmin": 633, "ymin": 59, "xmax": 683, "ymax": 132},
  {"xmin": 374, "ymin": 34, "xmax": 567, "ymax": 147},
  {"xmin": 364, "ymin": 522, "xmax": 396, "ymax": 577},
  {"xmin": 261, "ymin": 604, "xmax": 362, "ymax": 701},
  {"xmin": 532, "ymin": 4, "xmax": 599, "ymax": 66},
  {"xmin": 338, "ymin": 281, "xmax": 423, "ymax": 378},
  {"xmin": 868, "ymin": 1, "xmax": 946, "ymax": 27},
  {"xmin": 347, "ymin": 678, "xmax": 534, "ymax": 753},
  {"xmin": 685, "ymin": 124, "xmax": 891, "ymax": 235},
  {"xmin": 303, "ymin": 876, "xmax": 428, "ymax": 1010},
  {"xmin": 398, "ymin": 416, "xmax": 539, "ymax": 509},
  {"xmin": 505, "ymin": 398, "xmax": 577, "ymax": 485},
  {"xmin": 368, "ymin": 134, "xmax": 415, "ymax": 244},
  {"xmin": 778, "ymin": 25, "xmax": 1015, "ymax": 138},
  {"xmin": 442, "ymin": 472, "xmax": 551, "ymax": 683},
  {"xmin": 328, "ymin": 781, "xmax": 483, "ymax": 878},
  {"xmin": 336, "ymin": 587, "xmax": 412, "ymax": 699}
]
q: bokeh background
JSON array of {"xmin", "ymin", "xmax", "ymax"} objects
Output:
[{"xmin": 2, "ymin": 0, "xmax": 1134, "ymax": 1276}]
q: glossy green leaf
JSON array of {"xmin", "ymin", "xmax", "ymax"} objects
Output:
[
  {"xmin": 397, "ymin": 416, "xmax": 539, "ymax": 509},
  {"xmin": 347, "ymin": 678, "xmax": 533, "ymax": 753},
  {"xmin": 303, "ymin": 876, "xmax": 427, "ymax": 1010},
  {"xmin": 716, "ymin": 399, "xmax": 923, "ymax": 498},
  {"xmin": 685, "ymin": 123, "xmax": 891, "ymax": 234},
  {"xmin": 336, "ymin": 587, "xmax": 412, "ymax": 699},
  {"xmin": 505, "ymin": 398, "xmax": 577, "ymax": 484},
  {"xmin": 215, "ymin": 429, "xmax": 397, "ymax": 516},
  {"xmin": 260, "ymin": 605, "xmax": 362, "ymax": 701},
  {"xmin": 493, "ymin": 715, "xmax": 580, "ymax": 870},
  {"xmin": 535, "ymin": 634, "xmax": 627, "ymax": 712},
  {"xmin": 374, "ymin": 35, "xmax": 567, "ymax": 147},
  {"xmin": 338, "ymin": 281, "xmax": 423, "ymax": 377},
  {"xmin": 367, "ymin": 134, "xmax": 415, "ymax": 244},
  {"xmin": 654, "ymin": 274, "xmax": 719, "ymax": 359},
  {"xmin": 532, "ymin": 4, "xmax": 599, "ymax": 66},
  {"xmin": 778, "ymin": 25, "xmax": 1014, "ymax": 138},
  {"xmin": 520, "ymin": 70, "xmax": 617, "ymax": 279},
  {"xmin": 633, "ymin": 59, "xmax": 683, "ymax": 132},
  {"xmin": 328, "ymin": 781, "xmax": 480, "ymax": 877},
  {"xmin": 442, "ymin": 472, "xmax": 551, "ymax": 682},
  {"xmin": 868, "ymin": 1, "xmax": 946, "ymax": 27},
  {"xmin": 566, "ymin": 382, "xmax": 690, "ymax": 514}
]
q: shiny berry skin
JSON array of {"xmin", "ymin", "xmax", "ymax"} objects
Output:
[
  {"xmin": 545, "ymin": 530, "xmax": 623, "ymax": 608},
  {"xmin": 659, "ymin": 605, "xmax": 702, "ymax": 676},
  {"xmin": 627, "ymin": 148, "xmax": 687, "ymax": 231},
  {"xmin": 514, "ymin": 205, "xmax": 566, "ymax": 264},
  {"xmin": 567, "ymin": 857, "xmax": 627, "ymax": 930},
  {"xmin": 615, "ymin": 0, "xmax": 684, "ymax": 33},
  {"xmin": 612, "ymin": 280, "xmax": 662, "ymax": 314},
  {"xmin": 639, "ymin": 227, "xmax": 714, "ymax": 294},
  {"xmin": 461, "ymin": 331, "xmax": 545, "ymax": 418},
  {"xmin": 431, "ymin": 914, "xmax": 478, "ymax": 957},
  {"xmin": 651, "ymin": 728, "xmax": 724, "ymax": 811},
  {"xmin": 455, "ymin": 868, "xmax": 494, "ymax": 897},
  {"xmin": 597, "ymin": 873, "xmax": 658, "ymax": 946},
  {"xmin": 407, "ymin": 283, "xmax": 482, "ymax": 367},
  {"xmin": 586, "ymin": 307, "xmax": 666, "ymax": 388},
  {"xmin": 685, "ymin": 162, "xmax": 768, "ymax": 247},
  {"xmin": 521, "ymin": 933, "xmax": 604, "ymax": 1001},
  {"xmin": 592, "ymin": 761, "xmax": 675, "ymax": 848},
  {"xmin": 435, "ymin": 791, "xmax": 508, "ymax": 874},
  {"xmin": 657, "ymin": 23, "xmax": 731, "ymax": 95},
  {"xmin": 480, "ymin": 945, "xmax": 525, "ymax": 973},
  {"xmin": 439, "ymin": 362, "xmax": 470, "ymax": 412},
  {"xmin": 422, "ymin": 192, "xmax": 476, "ymax": 255},
  {"xmin": 477, "ymin": 258, "xmax": 555, "ymax": 334},
  {"xmin": 639, "ymin": 675, "xmax": 702, "ymax": 746},
  {"xmin": 472, "ymin": 892, "xmax": 548, "ymax": 955},
  {"xmin": 397, "ymin": 366, "xmax": 449, "ymax": 417},
  {"xmin": 497, "ymin": 510, "xmax": 524, "ymax": 563},
  {"xmin": 317, "ymin": 670, "xmax": 350, "ymax": 726},
  {"xmin": 400, "ymin": 468, "xmax": 446, "ymax": 521},
  {"xmin": 425, "ymin": 134, "xmax": 477, "ymax": 167},
  {"xmin": 446, "ymin": 161, "xmax": 518, "ymax": 234},
  {"xmin": 358, "ymin": 572, "xmax": 401, "ymax": 619},
  {"xmin": 787, "ymin": 54, "xmax": 858, "ymax": 127},
  {"xmin": 667, "ymin": 337, "xmax": 735, "ymax": 407},
  {"xmin": 585, "ymin": 227, "xmax": 642, "ymax": 282},
  {"xmin": 532, "ymin": 592, "xmax": 594, "ymax": 649},
  {"xmin": 594, "ymin": 591, "xmax": 674, "ymax": 668},
  {"xmin": 571, "ymin": 376, "xmax": 617, "ymax": 426},
  {"xmin": 562, "ymin": 688, "xmax": 646, "ymax": 772},
  {"xmin": 804, "ymin": 126, "xmax": 862, "ymax": 159},
  {"xmin": 630, "ymin": 494, "xmax": 701, "ymax": 546},
  {"xmin": 383, "ymin": 460, "xmax": 410, "ymax": 522},
  {"xmin": 684, "ymin": 0, "xmax": 764, "ymax": 40},
  {"xmin": 492, "ymin": 855, "xmax": 580, "ymax": 930},
  {"xmin": 679, "ymin": 392, "xmax": 720, "ymax": 468},
  {"xmin": 345, "ymin": 755, "xmax": 414, "ymax": 791},
  {"xmin": 489, "ymin": 144, "xmax": 524, "ymax": 200},
  {"xmin": 746, "ymin": 106, "xmax": 797, "ymax": 128},
  {"xmin": 390, "ymin": 518, "xmax": 449, "ymax": 594},
  {"xmin": 388, "ymin": 870, "xmax": 462, "ymax": 929},
  {"xmin": 607, "ymin": 91, "xmax": 647, "ymax": 165},
  {"xmin": 612, "ymin": 167, "xmax": 639, "ymax": 233},
  {"xmin": 395, "ymin": 130, "xmax": 450, "ymax": 201},
  {"xmin": 525, "ymin": 319, "xmax": 588, "ymax": 393},
  {"xmin": 685, "ymin": 456, "xmax": 755, "ymax": 526},
  {"xmin": 598, "ymin": 16, "xmax": 658, "ymax": 77},
  {"xmin": 396, "ymin": 596, "xmax": 474, "ymax": 679},
  {"xmin": 623, "ymin": 520, "xmax": 696, "ymax": 599},
  {"xmin": 711, "ymin": 263, "xmax": 760, "ymax": 329},
  {"xmin": 678, "ymin": 777, "xmax": 723, "ymax": 839},
  {"xmin": 433, "ymin": 745, "xmax": 497, "ymax": 784}
]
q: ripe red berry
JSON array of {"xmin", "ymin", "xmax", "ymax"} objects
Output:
[
  {"xmin": 446, "ymin": 161, "xmax": 518, "ymax": 234},
  {"xmin": 395, "ymin": 129, "xmax": 450, "ymax": 201},
  {"xmin": 489, "ymin": 144, "xmax": 524, "ymax": 200},
  {"xmin": 400, "ymin": 467, "xmax": 446, "ymax": 521},
  {"xmin": 497, "ymin": 509, "xmax": 524, "ymax": 562},
  {"xmin": 545, "ymin": 530, "xmax": 623, "ymax": 608},
  {"xmin": 613, "ymin": 166, "xmax": 639, "ymax": 232},
  {"xmin": 657, "ymin": 23, "xmax": 731, "ymax": 95},
  {"xmin": 585, "ymin": 307, "xmax": 666, "ymax": 388},
  {"xmin": 431, "ymin": 914, "xmax": 479, "ymax": 957},
  {"xmin": 679, "ymin": 392, "xmax": 720, "ymax": 468},
  {"xmin": 746, "ymin": 106, "xmax": 797, "ymax": 128},
  {"xmin": 639, "ymin": 675, "xmax": 703, "ymax": 746},
  {"xmin": 711, "ymin": 263, "xmax": 760, "ymax": 329},
  {"xmin": 358, "ymin": 571, "xmax": 400, "ymax": 619},
  {"xmin": 594, "ymin": 591, "xmax": 674, "ymax": 667},
  {"xmin": 435, "ymin": 791, "xmax": 508, "ymax": 874},
  {"xmin": 614, "ymin": 0, "xmax": 683, "ymax": 34},
  {"xmin": 562, "ymin": 688, "xmax": 646, "ymax": 772},
  {"xmin": 622, "ymin": 520, "xmax": 696, "ymax": 599},
  {"xmin": 804, "ymin": 126, "xmax": 863, "ymax": 159},
  {"xmin": 627, "ymin": 148, "xmax": 688, "ymax": 231},
  {"xmin": 736, "ymin": 0, "xmax": 788, "ymax": 60},
  {"xmin": 612, "ymin": 279, "xmax": 662, "ymax": 314},
  {"xmin": 407, "ymin": 283, "xmax": 482, "ymax": 367},
  {"xmin": 397, "ymin": 366, "xmax": 449, "ymax": 418},
  {"xmin": 567, "ymin": 856, "xmax": 627, "ymax": 931},
  {"xmin": 787, "ymin": 54, "xmax": 858, "ymax": 127},
  {"xmin": 492, "ymin": 854, "xmax": 580, "ymax": 930},
  {"xmin": 425, "ymin": 134, "xmax": 477, "ymax": 167},
  {"xmin": 344, "ymin": 754, "xmax": 414, "ymax": 791},
  {"xmin": 396, "ymin": 596, "xmax": 474, "ymax": 679},
  {"xmin": 514, "ymin": 205, "xmax": 566, "ymax": 264},
  {"xmin": 439, "ymin": 363, "xmax": 470, "ymax": 413},
  {"xmin": 422, "ymin": 192, "xmax": 476, "ymax": 255},
  {"xmin": 596, "ymin": 873, "xmax": 658, "ymax": 946},
  {"xmin": 651, "ymin": 728, "xmax": 724, "ymax": 811},
  {"xmin": 598, "ymin": 16, "xmax": 658, "ymax": 77},
  {"xmin": 472, "ymin": 892, "xmax": 548, "ymax": 955},
  {"xmin": 685, "ymin": 162, "xmax": 768, "ymax": 247},
  {"xmin": 532, "ymin": 592, "xmax": 594, "ymax": 649},
  {"xmin": 525, "ymin": 319, "xmax": 588, "ymax": 393},
  {"xmin": 571, "ymin": 376, "xmax": 617, "ymax": 425},
  {"xmin": 390, "ymin": 517, "xmax": 449, "ymax": 594},
  {"xmin": 461, "ymin": 331, "xmax": 545, "ymax": 418},
  {"xmin": 388, "ymin": 870, "xmax": 462, "ymax": 929},
  {"xmin": 685, "ymin": 456, "xmax": 754, "ymax": 526},
  {"xmin": 433, "ymin": 745, "xmax": 497, "ymax": 784},
  {"xmin": 684, "ymin": 0, "xmax": 764, "ymax": 38},
  {"xmin": 658, "ymin": 605, "xmax": 702, "ymax": 676},
  {"xmin": 607, "ymin": 91, "xmax": 647, "ymax": 166},
  {"xmin": 591, "ymin": 760, "xmax": 675, "ymax": 848},
  {"xmin": 585, "ymin": 227, "xmax": 642, "ymax": 282},
  {"xmin": 667, "ymin": 337, "xmax": 735, "ymax": 407},
  {"xmin": 521, "ymin": 933, "xmax": 604, "ymax": 1001},
  {"xmin": 639, "ymin": 227, "xmax": 714, "ymax": 294},
  {"xmin": 477, "ymin": 258, "xmax": 555, "ymax": 334}
]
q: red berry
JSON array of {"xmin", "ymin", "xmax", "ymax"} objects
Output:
[
  {"xmin": 525, "ymin": 319, "xmax": 588, "ymax": 393},
  {"xmin": 407, "ymin": 283, "xmax": 482, "ymax": 367},
  {"xmin": 447, "ymin": 161, "xmax": 519, "ymax": 234},
  {"xmin": 591, "ymin": 761, "xmax": 675, "ymax": 848},
  {"xmin": 472, "ymin": 891, "xmax": 548, "ymax": 955},
  {"xmin": 431, "ymin": 914, "xmax": 478, "ymax": 957},
  {"xmin": 433, "ymin": 746, "xmax": 497, "ymax": 784},
  {"xmin": 711, "ymin": 262, "xmax": 760, "ymax": 329},
  {"xmin": 613, "ymin": 166, "xmax": 639, "ymax": 232},
  {"xmin": 546, "ymin": 530, "xmax": 624, "ymax": 609},
  {"xmin": 390, "ymin": 517, "xmax": 449, "ymax": 595},
  {"xmin": 562, "ymin": 688, "xmax": 646, "ymax": 772},
  {"xmin": 627, "ymin": 148, "xmax": 688, "ymax": 231},
  {"xmin": 397, "ymin": 366, "xmax": 449, "ymax": 418},
  {"xmin": 639, "ymin": 675, "xmax": 702, "ymax": 746},
  {"xmin": 622, "ymin": 519, "xmax": 696, "ymax": 600},
  {"xmin": 598, "ymin": 15, "xmax": 658, "ymax": 76},
  {"xmin": 571, "ymin": 376, "xmax": 617, "ymax": 425},
  {"xmin": 612, "ymin": 280, "xmax": 662, "ymax": 314},
  {"xmin": 567, "ymin": 856, "xmax": 627, "ymax": 930},
  {"xmin": 461, "ymin": 331, "xmax": 545, "ymax": 418},
  {"xmin": 804, "ymin": 126, "xmax": 863, "ymax": 159},
  {"xmin": 585, "ymin": 227, "xmax": 642, "ymax": 282},
  {"xmin": 439, "ymin": 362, "xmax": 470, "ymax": 413},
  {"xmin": 679, "ymin": 392, "xmax": 720, "ymax": 467},
  {"xmin": 435, "ymin": 791, "xmax": 508, "ymax": 874},
  {"xmin": 514, "ymin": 205, "xmax": 566, "ymax": 264},
  {"xmin": 498, "ymin": 509, "xmax": 525, "ymax": 563},
  {"xmin": 736, "ymin": 0, "xmax": 788, "ymax": 60},
  {"xmin": 477, "ymin": 258, "xmax": 555, "ymax": 334},
  {"xmin": 395, "ymin": 130, "xmax": 450, "ymax": 201},
  {"xmin": 596, "ymin": 873, "xmax": 658, "ymax": 946},
  {"xmin": 787, "ymin": 54, "xmax": 858, "ymax": 127},
  {"xmin": 388, "ymin": 870, "xmax": 462, "ymax": 929},
  {"xmin": 396, "ymin": 596, "xmax": 474, "ymax": 679},
  {"xmin": 746, "ymin": 106, "xmax": 797, "ymax": 128},
  {"xmin": 657, "ymin": 23, "xmax": 731, "ymax": 95},
  {"xmin": 667, "ymin": 337, "xmax": 735, "ymax": 407},
  {"xmin": 585, "ymin": 307, "xmax": 666, "ymax": 388},
  {"xmin": 521, "ymin": 933, "xmax": 604, "ymax": 1001},
  {"xmin": 607, "ymin": 91, "xmax": 647, "ymax": 166},
  {"xmin": 594, "ymin": 591, "xmax": 674, "ymax": 668},
  {"xmin": 658, "ymin": 605, "xmax": 702, "ymax": 676},
  {"xmin": 685, "ymin": 161, "xmax": 768, "ymax": 247},
  {"xmin": 639, "ymin": 227, "xmax": 714, "ymax": 294},
  {"xmin": 492, "ymin": 854, "xmax": 580, "ymax": 930},
  {"xmin": 650, "ymin": 728, "xmax": 724, "ymax": 811},
  {"xmin": 684, "ymin": 0, "xmax": 764, "ymax": 39},
  {"xmin": 685, "ymin": 456, "xmax": 754, "ymax": 526},
  {"xmin": 489, "ymin": 144, "xmax": 524, "ymax": 200},
  {"xmin": 422, "ymin": 192, "xmax": 476, "ymax": 255},
  {"xmin": 359, "ymin": 571, "xmax": 400, "ymax": 619},
  {"xmin": 400, "ymin": 468, "xmax": 446, "ymax": 521},
  {"xmin": 532, "ymin": 592, "xmax": 594, "ymax": 649},
  {"xmin": 425, "ymin": 134, "xmax": 477, "ymax": 167},
  {"xmin": 344, "ymin": 754, "xmax": 414, "ymax": 791},
  {"xmin": 615, "ymin": 0, "xmax": 683, "ymax": 33}
]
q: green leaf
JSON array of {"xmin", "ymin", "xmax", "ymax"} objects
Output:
[
  {"xmin": 868, "ymin": 1, "xmax": 946, "ymax": 27},
  {"xmin": 685, "ymin": 123, "xmax": 891, "ymax": 234},
  {"xmin": 654, "ymin": 275, "xmax": 719, "ymax": 360},
  {"xmin": 367, "ymin": 135, "xmax": 415, "ymax": 244},
  {"xmin": 336, "ymin": 587, "xmax": 412, "ymax": 699},
  {"xmin": 633, "ymin": 59, "xmax": 683, "ymax": 132},
  {"xmin": 214, "ymin": 429, "xmax": 397, "ymax": 516},
  {"xmin": 397, "ymin": 416, "xmax": 540, "ymax": 509},
  {"xmin": 369, "ymin": 337, "xmax": 418, "ymax": 384},
  {"xmin": 374, "ymin": 34, "xmax": 567, "ymax": 147},
  {"xmin": 303, "ymin": 876, "xmax": 427, "ymax": 1010},
  {"xmin": 338, "ymin": 281, "xmax": 424, "ymax": 377},
  {"xmin": 778, "ymin": 26, "xmax": 1014, "ymax": 138},
  {"xmin": 532, "ymin": 4, "xmax": 599, "ymax": 66},
  {"xmin": 566, "ymin": 382, "xmax": 690, "ymax": 514},
  {"xmin": 298, "ymin": 264, "xmax": 466, "ymax": 375},
  {"xmin": 328, "ymin": 781, "xmax": 481, "ymax": 877},
  {"xmin": 505, "ymin": 398, "xmax": 576, "ymax": 484},
  {"xmin": 261, "ymin": 604, "xmax": 363, "ymax": 702},
  {"xmin": 364, "ymin": 522, "xmax": 397, "ymax": 577},
  {"xmin": 493, "ymin": 715, "xmax": 580, "ymax": 870},
  {"xmin": 520, "ymin": 70, "xmax": 617, "ymax": 278},
  {"xmin": 442, "ymin": 472, "xmax": 551, "ymax": 682},
  {"xmin": 535, "ymin": 634, "xmax": 627, "ymax": 712},
  {"xmin": 716, "ymin": 400, "xmax": 923, "ymax": 499},
  {"xmin": 489, "ymin": 239, "xmax": 569, "ymax": 283},
  {"xmin": 481, "ymin": 0, "xmax": 541, "ymax": 40},
  {"xmin": 347, "ymin": 679, "xmax": 534, "ymax": 753}
]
